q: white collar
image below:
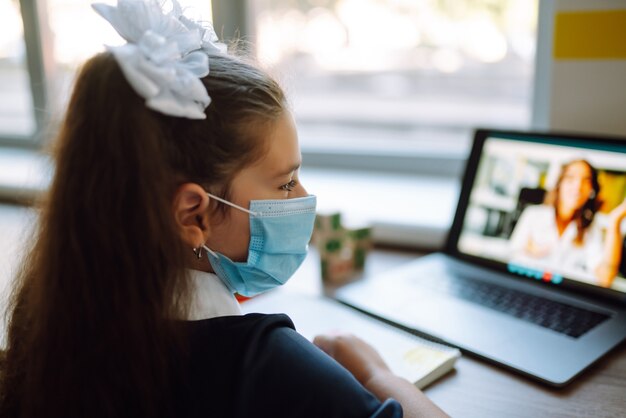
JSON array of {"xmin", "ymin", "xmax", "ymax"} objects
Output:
[{"xmin": 186, "ymin": 269, "xmax": 242, "ymax": 320}]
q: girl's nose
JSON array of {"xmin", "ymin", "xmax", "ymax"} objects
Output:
[{"xmin": 295, "ymin": 183, "xmax": 308, "ymax": 198}]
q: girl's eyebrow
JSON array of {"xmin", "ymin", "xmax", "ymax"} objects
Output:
[{"xmin": 275, "ymin": 162, "xmax": 301, "ymax": 177}]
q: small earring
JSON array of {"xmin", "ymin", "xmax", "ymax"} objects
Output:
[{"xmin": 192, "ymin": 247, "xmax": 203, "ymax": 259}]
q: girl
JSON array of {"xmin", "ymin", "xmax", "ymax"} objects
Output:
[{"xmin": 0, "ymin": 1, "xmax": 447, "ymax": 417}]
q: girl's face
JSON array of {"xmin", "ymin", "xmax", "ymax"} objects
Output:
[
  {"xmin": 205, "ymin": 110, "xmax": 308, "ymax": 263},
  {"xmin": 558, "ymin": 161, "xmax": 593, "ymax": 214}
]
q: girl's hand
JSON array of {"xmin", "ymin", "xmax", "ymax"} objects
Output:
[
  {"xmin": 313, "ymin": 332, "xmax": 392, "ymax": 386},
  {"xmin": 315, "ymin": 332, "xmax": 450, "ymax": 418}
]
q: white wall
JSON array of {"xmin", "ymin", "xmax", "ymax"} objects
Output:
[{"xmin": 533, "ymin": 0, "xmax": 626, "ymax": 137}]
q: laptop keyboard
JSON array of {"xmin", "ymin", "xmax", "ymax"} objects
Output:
[{"xmin": 424, "ymin": 277, "xmax": 610, "ymax": 338}]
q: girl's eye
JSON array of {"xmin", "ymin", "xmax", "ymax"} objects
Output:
[{"xmin": 279, "ymin": 180, "xmax": 298, "ymax": 192}]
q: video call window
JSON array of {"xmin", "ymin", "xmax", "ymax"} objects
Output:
[{"xmin": 458, "ymin": 136, "xmax": 626, "ymax": 294}]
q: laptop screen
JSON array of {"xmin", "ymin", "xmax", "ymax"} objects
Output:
[{"xmin": 455, "ymin": 131, "xmax": 626, "ymax": 296}]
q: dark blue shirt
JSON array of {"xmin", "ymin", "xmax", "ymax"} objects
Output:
[{"xmin": 175, "ymin": 313, "xmax": 403, "ymax": 418}]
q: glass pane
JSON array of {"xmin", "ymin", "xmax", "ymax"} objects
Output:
[
  {"xmin": 254, "ymin": 0, "xmax": 538, "ymax": 154},
  {"xmin": 46, "ymin": 0, "xmax": 213, "ymax": 117},
  {"xmin": 0, "ymin": 0, "xmax": 36, "ymax": 137}
]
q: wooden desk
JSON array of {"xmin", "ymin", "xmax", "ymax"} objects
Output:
[{"xmin": 285, "ymin": 247, "xmax": 626, "ymax": 418}]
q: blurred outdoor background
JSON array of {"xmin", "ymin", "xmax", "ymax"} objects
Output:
[{"xmin": 1, "ymin": 0, "xmax": 537, "ymax": 154}]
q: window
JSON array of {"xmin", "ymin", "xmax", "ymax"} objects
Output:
[
  {"xmin": 0, "ymin": 1, "xmax": 35, "ymax": 138},
  {"xmin": 252, "ymin": 0, "xmax": 538, "ymax": 158},
  {"xmin": 3, "ymin": 0, "xmax": 538, "ymax": 178}
]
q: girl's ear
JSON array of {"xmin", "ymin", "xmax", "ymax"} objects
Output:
[{"xmin": 172, "ymin": 183, "xmax": 211, "ymax": 248}]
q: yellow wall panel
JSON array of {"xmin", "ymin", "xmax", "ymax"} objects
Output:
[{"xmin": 554, "ymin": 10, "xmax": 626, "ymax": 59}]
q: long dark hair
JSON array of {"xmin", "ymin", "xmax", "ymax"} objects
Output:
[
  {"xmin": 0, "ymin": 52, "xmax": 285, "ymax": 417},
  {"xmin": 547, "ymin": 159, "xmax": 601, "ymax": 244}
]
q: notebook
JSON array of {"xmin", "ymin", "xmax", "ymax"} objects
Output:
[
  {"xmin": 334, "ymin": 128, "xmax": 626, "ymax": 386},
  {"xmin": 241, "ymin": 289, "xmax": 460, "ymax": 389}
]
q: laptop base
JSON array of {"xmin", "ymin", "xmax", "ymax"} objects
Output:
[{"xmin": 335, "ymin": 253, "xmax": 626, "ymax": 387}]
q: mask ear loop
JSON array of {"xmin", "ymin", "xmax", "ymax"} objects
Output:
[
  {"xmin": 201, "ymin": 192, "xmax": 259, "ymax": 259},
  {"xmin": 201, "ymin": 244, "xmax": 217, "ymax": 258},
  {"xmin": 206, "ymin": 192, "xmax": 259, "ymax": 217}
]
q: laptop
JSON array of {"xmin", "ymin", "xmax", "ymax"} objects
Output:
[{"xmin": 334, "ymin": 128, "xmax": 626, "ymax": 387}]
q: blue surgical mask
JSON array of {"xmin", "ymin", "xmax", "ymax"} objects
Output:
[{"xmin": 202, "ymin": 193, "xmax": 317, "ymax": 296}]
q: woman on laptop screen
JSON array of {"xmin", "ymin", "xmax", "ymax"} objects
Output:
[{"xmin": 510, "ymin": 159, "xmax": 626, "ymax": 288}]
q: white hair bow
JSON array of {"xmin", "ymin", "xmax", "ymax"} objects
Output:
[{"xmin": 92, "ymin": 0, "xmax": 225, "ymax": 119}]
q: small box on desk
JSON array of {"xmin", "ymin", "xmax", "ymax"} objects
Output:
[{"xmin": 312, "ymin": 212, "xmax": 373, "ymax": 285}]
